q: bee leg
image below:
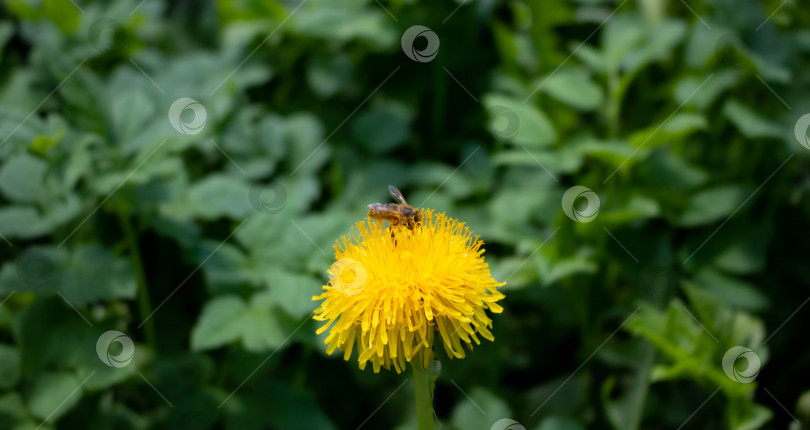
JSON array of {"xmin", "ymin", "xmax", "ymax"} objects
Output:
[{"xmin": 387, "ymin": 221, "xmax": 396, "ymax": 244}]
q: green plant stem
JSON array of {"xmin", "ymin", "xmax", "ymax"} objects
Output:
[
  {"xmin": 412, "ymin": 364, "xmax": 435, "ymax": 430},
  {"xmin": 606, "ymin": 72, "xmax": 621, "ymax": 139},
  {"xmin": 119, "ymin": 212, "xmax": 157, "ymax": 349}
]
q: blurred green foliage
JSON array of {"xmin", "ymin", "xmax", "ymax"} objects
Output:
[{"xmin": 0, "ymin": 0, "xmax": 809, "ymax": 429}]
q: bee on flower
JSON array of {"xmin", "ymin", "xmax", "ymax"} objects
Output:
[{"xmin": 312, "ymin": 186, "xmax": 505, "ymax": 373}]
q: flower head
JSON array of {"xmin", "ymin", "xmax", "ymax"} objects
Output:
[{"xmin": 312, "ymin": 209, "xmax": 505, "ymax": 373}]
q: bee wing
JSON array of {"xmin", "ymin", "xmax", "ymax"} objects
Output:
[{"xmin": 388, "ymin": 185, "xmax": 408, "ymax": 205}]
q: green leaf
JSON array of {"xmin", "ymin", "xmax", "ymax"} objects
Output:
[
  {"xmin": 536, "ymin": 416, "xmax": 585, "ymax": 430},
  {"xmin": 627, "ymin": 286, "xmax": 767, "ymax": 399},
  {"xmin": 623, "ymin": 20, "xmax": 686, "ymax": 74},
  {"xmin": 0, "ymin": 244, "xmax": 135, "ymax": 307},
  {"xmin": 59, "ymin": 244, "xmax": 137, "ymax": 306},
  {"xmin": 483, "ymin": 94, "xmax": 557, "ymax": 146},
  {"xmin": 351, "ymin": 100, "xmax": 412, "ymax": 153},
  {"xmin": 241, "ymin": 291, "xmax": 289, "ymax": 352},
  {"xmin": 489, "ymin": 256, "xmax": 536, "ymax": 289},
  {"xmin": 537, "ymin": 253, "xmax": 598, "ymax": 286},
  {"xmin": 42, "ymin": 0, "xmax": 80, "ymax": 33},
  {"xmin": 290, "ymin": 2, "xmax": 396, "ymax": 47},
  {"xmin": 220, "ymin": 109, "xmax": 283, "ymax": 178},
  {"xmin": 492, "ymin": 147, "xmax": 582, "ymax": 174},
  {"xmin": 602, "ymin": 15, "xmax": 645, "ymax": 73},
  {"xmin": 0, "ymin": 393, "xmax": 28, "ymax": 429},
  {"xmin": 601, "ymin": 344, "xmax": 654, "ymax": 430},
  {"xmin": 111, "ymin": 90, "xmax": 157, "ymax": 144},
  {"xmin": 537, "ymin": 68, "xmax": 604, "ymax": 111},
  {"xmin": 11, "ymin": 297, "xmax": 142, "ymax": 389},
  {"xmin": 679, "ymin": 185, "xmax": 751, "ymax": 227},
  {"xmin": 307, "ymin": 53, "xmax": 352, "ymax": 98},
  {"xmin": 577, "ymin": 139, "xmax": 639, "ymax": 167},
  {"xmin": 629, "ymin": 113, "xmax": 707, "ymax": 148},
  {"xmin": 626, "ymin": 301, "xmax": 740, "ymax": 394},
  {"xmin": 0, "ymin": 196, "xmax": 80, "ymax": 240},
  {"xmin": 265, "ymin": 271, "xmax": 321, "ymax": 319},
  {"xmin": 572, "ymin": 44, "xmax": 606, "ymax": 74},
  {"xmin": 693, "ymin": 269, "xmax": 769, "ymax": 312},
  {"xmin": 191, "ymin": 294, "xmax": 286, "ymax": 353},
  {"xmin": 0, "ymin": 206, "xmax": 51, "ymax": 239},
  {"xmin": 713, "ymin": 226, "xmax": 768, "ymax": 274},
  {"xmin": 723, "ymin": 100, "xmax": 783, "ymax": 139},
  {"xmin": 195, "ymin": 242, "xmax": 252, "ymax": 293},
  {"xmin": 0, "ymin": 345, "xmax": 21, "ymax": 389},
  {"xmin": 487, "ymin": 187, "xmax": 550, "ymax": 231},
  {"xmin": 283, "ymin": 114, "xmax": 329, "ymax": 176},
  {"xmin": 407, "ymin": 162, "xmax": 477, "ymax": 198},
  {"xmin": 0, "ymin": 22, "xmax": 13, "ymax": 59},
  {"xmin": 450, "ymin": 387, "xmax": 512, "ymax": 430},
  {"xmin": 0, "ymin": 153, "xmax": 48, "ymax": 203},
  {"xmin": 683, "ymin": 23, "xmax": 731, "ymax": 68},
  {"xmin": 13, "ymin": 297, "xmax": 85, "ymax": 371},
  {"xmin": 27, "ymin": 372, "xmax": 84, "ymax": 421},
  {"xmin": 636, "ymin": 151, "xmax": 708, "ymax": 190},
  {"xmin": 729, "ymin": 402, "xmax": 773, "ymax": 430},
  {"xmin": 600, "ymin": 195, "xmax": 661, "ymax": 224},
  {"xmin": 673, "ymin": 71, "xmax": 741, "ymax": 110},
  {"xmin": 185, "ymin": 175, "xmax": 253, "ymax": 220},
  {"xmin": 191, "ymin": 296, "xmax": 250, "ymax": 351}
]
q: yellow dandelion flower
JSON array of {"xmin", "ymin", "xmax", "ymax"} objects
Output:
[{"xmin": 312, "ymin": 209, "xmax": 505, "ymax": 373}]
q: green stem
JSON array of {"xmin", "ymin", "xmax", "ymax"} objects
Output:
[
  {"xmin": 606, "ymin": 72, "xmax": 621, "ymax": 139},
  {"xmin": 118, "ymin": 212, "xmax": 157, "ymax": 349},
  {"xmin": 412, "ymin": 364, "xmax": 435, "ymax": 430}
]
